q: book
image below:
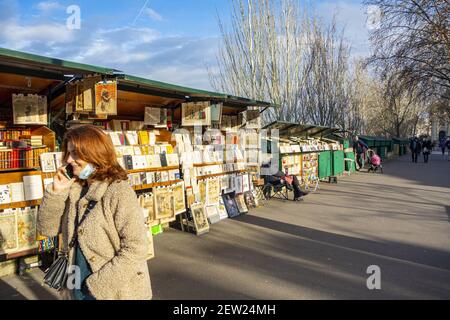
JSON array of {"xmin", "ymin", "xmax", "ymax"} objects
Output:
[
  {"xmin": 125, "ymin": 131, "xmax": 139, "ymax": 145},
  {"xmin": 138, "ymin": 131, "xmax": 149, "ymax": 145},
  {"xmin": 23, "ymin": 175, "xmax": 44, "ymax": 201},
  {"xmin": 160, "ymin": 153, "xmax": 168, "ymax": 167}
]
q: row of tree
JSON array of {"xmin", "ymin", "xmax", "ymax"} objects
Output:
[{"xmin": 209, "ymin": 0, "xmax": 449, "ymax": 138}]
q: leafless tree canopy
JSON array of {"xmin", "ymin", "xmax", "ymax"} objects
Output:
[
  {"xmin": 365, "ymin": 0, "xmax": 450, "ymax": 99},
  {"xmin": 210, "ymin": 0, "xmax": 445, "ymax": 138}
]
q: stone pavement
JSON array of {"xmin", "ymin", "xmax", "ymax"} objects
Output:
[{"xmin": 1, "ymin": 153, "xmax": 449, "ymax": 300}]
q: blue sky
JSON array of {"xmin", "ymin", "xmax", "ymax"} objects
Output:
[{"xmin": 0, "ymin": 0, "xmax": 371, "ymax": 91}]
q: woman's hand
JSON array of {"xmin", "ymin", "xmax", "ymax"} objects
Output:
[{"xmin": 52, "ymin": 167, "xmax": 75, "ymax": 193}]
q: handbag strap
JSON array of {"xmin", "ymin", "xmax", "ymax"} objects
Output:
[{"xmin": 69, "ymin": 200, "xmax": 98, "ymax": 249}]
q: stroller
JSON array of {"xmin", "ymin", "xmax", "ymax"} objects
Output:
[{"xmin": 367, "ymin": 149, "xmax": 383, "ymax": 173}]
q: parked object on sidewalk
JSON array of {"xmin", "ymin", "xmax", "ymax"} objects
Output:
[{"xmin": 367, "ymin": 149, "xmax": 383, "ymax": 173}]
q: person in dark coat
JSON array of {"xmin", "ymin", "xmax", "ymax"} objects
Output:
[
  {"xmin": 409, "ymin": 137, "xmax": 421, "ymax": 163},
  {"xmin": 422, "ymin": 137, "xmax": 432, "ymax": 163}
]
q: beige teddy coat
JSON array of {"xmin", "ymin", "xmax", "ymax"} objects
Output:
[{"xmin": 37, "ymin": 179, "xmax": 152, "ymax": 300}]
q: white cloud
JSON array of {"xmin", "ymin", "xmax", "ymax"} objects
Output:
[
  {"xmin": 145, "ymin": 8, "xmax": 163, "ymax": 22},
  {"xmin": 36, "ymin": 1, "xmax": 64, "ymax": 12}
]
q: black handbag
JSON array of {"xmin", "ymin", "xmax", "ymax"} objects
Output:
[{"xmin": 43, "ymin": 200, "xmax": 98, "ymax": 291}]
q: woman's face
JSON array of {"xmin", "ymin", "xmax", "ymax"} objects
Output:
[{"xmin": 66, "ymin": 141, "xmax": 89, "ymax": 176}]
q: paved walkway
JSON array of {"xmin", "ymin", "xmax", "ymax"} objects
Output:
[{"xmin": 1, "ymin": 154, "xmax": 450, "ymax": 300}]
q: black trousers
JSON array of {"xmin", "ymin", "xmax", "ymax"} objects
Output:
[
  {"xmin": 424, "ymin": 153, "xmax": 429, "ymax": 163},
  {"xmin": 356, "ymin": 153, "xmax": 363, "ymax": 168},
  {"xmin": 412, "ymin": 152, "xmax": 419, "ymax": 163}
]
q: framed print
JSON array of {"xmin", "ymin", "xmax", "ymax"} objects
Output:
[
  {"xmin": 40, "ymin": 153, "xmax": 56, "ymax": 173},
  {"xmin": 190, "ymin": 203, "xmax": 209, "ymax": 235},
  {"xmin": 12, "ymin": 94, "xmax": 46, "ymax": 125},
  {"xmin": 235, "ymin": 194, "xmax": 248, "ymax": 214},
  {"xmin": 154, "ymin": 187, "xmax": 174, "ymax": 220},
  {"xmin": 0, "ymin": 210, "xmax": 18, "ymax": 254},
  {"xmin": 155, "ymin": 108, "xmax": 168, "ymax": 128},
  {"xmin": 95, "ymin": 81, "xmax": 117, "ymax": 115},
  {"xmin": 222, "ymin": 192, "xmax": 240, "ymax": 218},
  {"xmin": 181, "ymin": 101, "xmax": 211, "ymax": 126},
  {"xmin": 244, "ymin": 191, "xmax": 257, "ymax": 209},
  {"xmin": 172, "ymin": 182, "xmax": 186, "ymax": 215},
  {"xmin": 206, "ymin": 178, "xmax": 221, "ymax": 206},
  {"xmin": 205, "ymin": 204, "xmax": 221, "ymax": 224},
  {"xmin": 144, "ymin": 107, "xmax": 161, "ymax": 126}
]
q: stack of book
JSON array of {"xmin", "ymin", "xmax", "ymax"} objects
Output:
[{"xmin": 20, "ymin": 135, "xmax": 43, "ymax": 147}]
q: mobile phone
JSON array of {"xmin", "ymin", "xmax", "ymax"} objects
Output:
[{"xmin": 64, "ymin": 164, "xmax": 74, "ymax": 180}]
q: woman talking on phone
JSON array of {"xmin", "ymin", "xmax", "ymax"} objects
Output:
[{"xmin": 37, "ymin": 125, "xmax": 152, "ymax": 300}]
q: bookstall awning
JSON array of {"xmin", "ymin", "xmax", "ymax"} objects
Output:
[
  {"xmin": 117, "ymin": 74, "xmax": 278, "ymax": 116},
  {"xmin": 0, "ymin": 47, "xmax": 277, "ymax": 118},
  {"xmin": 263, "ymin": 121, "xmax": 340, "ymax": 140}
]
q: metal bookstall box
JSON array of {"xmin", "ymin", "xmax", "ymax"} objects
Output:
[
  {"xmin": 392, "ymin": 137, "xmax": 410, "ymax": 156},
  {"xmin": 359, "ymin": 136, "xmax": 393, "ymax": 160}
]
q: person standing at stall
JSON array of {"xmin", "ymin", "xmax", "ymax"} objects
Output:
[{"xmin": 37, "ymin": 125, "xmax": 152, "ymax": 300}]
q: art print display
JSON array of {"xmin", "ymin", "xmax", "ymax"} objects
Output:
[
  {"xmin": 181, "ymin": 101, "xmax": 211, "ymax": 126},
  {"xmin": 172, "ymin": 182, "xmax": 186, "ymax": 215},
  {"xmin": 222, "ymin": 192, "xmax": 240, "ymax": 218},
  {"xmin": 17, "ymin": 208, "xmax": 37, "ymax": 250},
  {"xmin": 0, "ymin": 211, "xmax": 18, "ymax": 254},
  {"xmin": 198, "ymin": 180, "xmax": 207, "ymax": 203},
  {"xmin": 206, "ymin": 178, "xmax": 221, "ymax": 206},
  {"xmin": 140, "ymin": 193, "xmax": 155, "ymax": 224},
  {"xmin": 190, "ymin": 203, "xmax": 209, "ymax": 235},
  {"xmin": 81, "ymin": 76, "xmax": 100, "ymax": 112},
  {"xmin": 144, "ymin": 107, "xmax": 161, "ymax": 126},
  {"xmin": 235, "ymin": 194, "xmax": 249, "ymax": 214},
  {"xmin": 210, "ymin": 103, "xmax": 223, "ymax": 123},
  {"xmin": 95, "ymin": 81, "xmax": 117, "ymax": 115},
  {"xmin": 244, "ymin": 191, "xmax": 257, "ymax": 209},
  {"xmin": 205, "ymin": 204, "xmax": 221, "ymax": 224},
  {"xmin": 12, "ymin": 94, "xmax": 47, "ymax": 125},
  {"xmin": 244, "ymin": 109, "xmax": 261, "ymax": 129},
  {"xmin": 154, "ymin": 187, "xmax": 174, "ymax": 219},
  {"xmin": 218, "ymin": 198, "xmax": 228, "ymax": 220}
]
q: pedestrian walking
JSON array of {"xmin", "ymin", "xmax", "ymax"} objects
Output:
[
  {"xmin": 409, "ymin": 136, "xmax": 421, "ymax": 163},
  {"xmin": 422, "ymin": 137, "xmax": 432, "ymax": 163}
]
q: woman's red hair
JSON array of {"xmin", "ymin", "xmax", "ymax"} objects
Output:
[{"xmin": 62, "ymin": 125, "xmax": 128, "ymax": 183}]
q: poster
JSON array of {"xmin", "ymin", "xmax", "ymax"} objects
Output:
[
  {"xmin": 206, "ymin": 178, "xmax": 221, "ymax": 206},
  {"xmin": 190, "ymin": 203, "xmax": 209, "ymax": 235},
  {"xmin": 95, "ymin": 81, "xmax": 117, "ymax": 115},
  {"xmin": 82, "ymin": 76, "xmax": 100, "ymax": 112},
  {"xmin": 181, "ymin": 101, "xmax": 211, "ymax": 126},
  {"xmin": 205, "ymin": 205, "xmax": 221, "ymax": 224},
  {"xmin": 244, "ymin": 191, "xmax": 257, "ymax": 209},
  {"xmin": 198, "ymin": 180, "xmax": 207, "ymax": 203},
  {"xmin": 154, "ymin": 187, "xmax": 174, "ymax": 219},
  {"xmin": 144, "ymin": 107, "xmax": 161, "ymax": 126},
  {"xmin": 235, "ymin": 194, "xmax": 248, "ymax": 213},
  {"xmin": 172, "ymin": 182, "xmax": 186, "ymax": 215},
  {"xmin": 17, "ymin": 208, "xmax": 37, "ymax": 250},
  {"xmin": 12, "ymin": 94, "xmax": 46, "ymax": 125},
  {"xmin": 0, "ymin": 211, "xmax": 18, "ymax": 254},
  {"xmin": 245, "ymin": 109, "xmax": 261, "ymax": 129}
]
